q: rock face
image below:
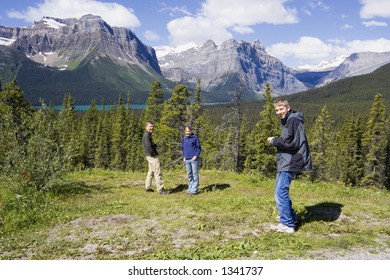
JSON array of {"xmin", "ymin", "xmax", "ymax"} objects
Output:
[
  {"xmin": 1, "ymin": 14, "xmax": 390, "ymax": 105},
  {"xmin": 317, "ymin": 52, "xmax": 390, "ymax": 87},
  {"xmin": 158, "ymin": 39, "xmax": 308, "ymax": 100},
  {"xmin": 0, "ymin": 15, "xmax": 172, "ymax": 105},
  {"xmin": 0, "ymin": 14, "xmax": 160, "ymax": 73}
]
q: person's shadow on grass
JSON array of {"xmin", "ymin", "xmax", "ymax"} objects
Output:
[
  {"xmin": 169, "ymin": 183, "xmax": 231, "ymax": 194},
  {"xmin": 169, "ymin": 184, "xmax": 188, "ymax": 194},
  {"xmin": 200, "ymin": 183, "xmax": 230, "ymax": 193},
  {"xmin": 297, "ymin": 202, "xmax": 343, "ymax": 228}
]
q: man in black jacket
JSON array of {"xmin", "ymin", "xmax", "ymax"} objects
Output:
[
  {"xmin": 142, "ymin": 121, "xmax": 168, "ymax": 194},
  {"xmin": 267, "ymin": 98, "xmax": 312, "ymax": 233}
]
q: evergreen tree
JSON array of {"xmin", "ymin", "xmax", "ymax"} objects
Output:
[
  {"xmin": 308, "ymin": 105, "xmax": 334, "ymax": 181},
  {"xmin": 94, "ymin": 105, "xmax": 112, "ymax": 169},
  {"xmin": 335, "ymin": 116, "xmax": 364, "ymax": 186},
  {"xmin": 231, "ymin": 84, "xmax": 244, "ymax": 172},
  {"xmin": 0, "ymin": 81, "xmax": 65, "ymax": 190},
  {"xmin": 58, "ymin": 92, "xmax": 82, "ymax": 170},
  {"xmin": 111, "ymin": 96, "xmax": 128, "ymax": 170},
  {"xmin": 125, "ymin": 111, "xmax": 144, "ymax": 171},
  {"xmin": 143, "ymin": 81, "xmax": 164, "ymax": 124},
  {"xmin": 157, "ymin": 84, "xmax": 191, "ymax": 166},
  {"xmin": 0, "ymin": 80, "xmax": 33, "ymax": 149},
  {"xmin": 79, "ymin": 100, "xmax": 99, "ymax": 168},
  {"xmin": 385, "ymin": 130, "xmax": 390, "ymax": 190},
  {"xmin": 19, "ymin": 106, "xmax": 64, "ymax": 190},
  {"xmin": 0, "ymin": 80, "xmax": 33, "ymax": 178},
  {"xmin": 194, "ymin": 115, "xmax": 215, "ymax": 170},
  {"xmin": 244, "ymin": 83, "xmax": 279, "ymax": 176},
  {"xmin": 186, "ymin": 79, "xmax": 203, "ymax": 134},
  {"xmin": 361, "ymin": 93, "xmax": 388, "ymax": 188}
]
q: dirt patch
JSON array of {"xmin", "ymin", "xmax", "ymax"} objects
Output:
[
  {"xmin": 42, "ymin": 211, "xmax": 256, "ymax": 259},
  {"xmin": 306, "ymin": 246, "xmax": 390, "ymax": 260},
  {"xmin": 24, "ymin": 212, "xmax": 390, "ymax": 260}
]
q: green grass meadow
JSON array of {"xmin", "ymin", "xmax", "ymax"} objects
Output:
[{"xmin": 1, "ymin": 169, "xmax": 389, "ymax": 260}]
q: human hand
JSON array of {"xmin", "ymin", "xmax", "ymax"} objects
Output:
[{"xmin": 267, "ymin": 137, "xmax": 275, "ymax": 144}]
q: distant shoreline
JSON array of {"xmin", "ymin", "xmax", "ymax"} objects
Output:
[
  {"xmin": 34, "ymin": 104, "xmax": 147, "ymax": 111},
  {"xmin": 34, "ymin": 102, "xmax": 225, "ymax": 111}
]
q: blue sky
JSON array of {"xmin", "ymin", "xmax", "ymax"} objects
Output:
[{"xmin": 1, "ymin": 0, "xmax": 390, "ymax": 69}]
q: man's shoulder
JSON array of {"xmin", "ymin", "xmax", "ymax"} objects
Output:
[
  {"xmin": 142, "ymin": 131, "xmax": 150, "ymax": 139},
  {"xmin": 287, "ymin": 114, "xmax": 303, "ymax": 125}
]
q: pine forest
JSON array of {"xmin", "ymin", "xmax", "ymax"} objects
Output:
[{"xmin": 1, "ymin": 79, "xmax": 389, "ymax": 193}]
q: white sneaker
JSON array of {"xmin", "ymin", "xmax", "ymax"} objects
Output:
[{"xmin": 270, "ymin": 223, "xmax": 295, "ymax": 234}]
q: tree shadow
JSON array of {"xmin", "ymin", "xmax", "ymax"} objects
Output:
[
  {"xmin": 299, "ymin": 202, "xmax": 344, "ymax": 225},
  {"xmin": 49, "ymin": 181, "xmax": 109, "ymax": 198},
  {"xmin": 200, "ymin": 183, "xmax": 231, "ymax": 193}
]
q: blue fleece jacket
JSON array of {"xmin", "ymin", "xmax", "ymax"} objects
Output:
[{"xmin": 181, "ymin": 133, "xmax": 202, "ymax": 160}]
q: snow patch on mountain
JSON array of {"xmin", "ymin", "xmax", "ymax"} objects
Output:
[
  {"xmin": 41, "ymin": 17, "xmax": 67, "ymax": 29},
  {"xmin": 295, "ymin": 55, "xmax": 347, "ymax": 72},
  {"xmin": 0, "ymin": 37, "xmax": 15, "ymax": 46}
]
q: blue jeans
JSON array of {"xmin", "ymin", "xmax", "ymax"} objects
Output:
[
  {"xmin": 274, "ymin": 171, "xmax": 297, "ymax": 228},
  {"xmin": 185, "ymin": 159, "xmax": 199, "ymax": 194}
]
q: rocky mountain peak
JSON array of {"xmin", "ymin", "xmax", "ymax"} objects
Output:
[
  {"xmin": 159, "ymin": 39, "xmax": 307, "ymax": 99},
  {"xmin": 317, "ymin": 51, "xmax": 390, "ymax": 87},
  {"xmin": 251, "ymin": 40, "xmax": 266, "ymax": 52},
  {"xmin": 0, "ymin": 15, "xmax": 160, "ymax": 73}
]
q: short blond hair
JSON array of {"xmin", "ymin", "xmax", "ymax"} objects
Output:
[{"xmin": 274, "ymin": 98, "xmax": 290, "ymax": 107}]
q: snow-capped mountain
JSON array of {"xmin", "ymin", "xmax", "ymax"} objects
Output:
[
  {"xmin": 317, "ymin": 52, "xmax": 390, "ymax": 87},
  {"xmin": 158, "ymin": 39, "xmax": 308, "ymax": 100},
  {"xmin": 1, "ymin": 14, "xmax": 390, "ymax": 105},
  {"xmin": 0, "ymin": 14, "xmax": 173, "ymax": 105}
]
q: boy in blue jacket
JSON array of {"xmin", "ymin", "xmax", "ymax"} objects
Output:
[
  {"xmin": 181, "ymin": 126, "xmax": 202, "ymax": 195},
  {"xmin": 267, "ymin": 98, "xmax": 312, "ymax": 233}
]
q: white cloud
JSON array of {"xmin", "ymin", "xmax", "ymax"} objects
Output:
[
  {"xmin": 166, "ymin": 0, "xmax": 298, "ymax": 47},
  {"xmin": 267, "ymin": 36, "xmax": 390, "ymax": 68},
  {"xmin": 346, "ymin": 38, "xmax": 390, "ymax": 53},
  {"xmin": 159, "ymin": 4, "xmax": 193, "ymax": 17},
  {"xmin": 167, "ymin": 16, "xmax": 233, "ymax": 46},
  {"xmin": 301, "ymin": 1, "xmax": 329, "ymax": 17},
  {"xmin": 267, "ymin": 37, "xmax": 334, "ymax": 63},
  {"xmin": 362, "ymin": 20, "xmax": 388, "ymax": 27},
  {"xmin": 341, "ymin": 24, "xmax": 353, "ymax": 30},
  {"xmin": 201, "ymin": 0, "xmax": 298, "ymax": 26},
  {"xmin": 359, "ymin": 0, "xmax": 390, "ymax": 19},
  {"xmin": 231, "ymin": 25, "xmax": 254, "ymax": 34},
  {"xmin": 6, "ymin": 0, "xmax": 140, "ymax": 28},
  {"xmin": 305, "ymin": 1, "xmax": 330, "ymax": 11},
  {"xmin": 143, "ymin": 30, "xmax": 160, "ymax": 42}
]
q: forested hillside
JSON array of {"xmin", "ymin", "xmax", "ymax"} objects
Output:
[
  {"xmin": 289, "ymin": 62, "xmax": 390, "ymax": 125},
  {"xmin": 1, "ymin": 78, "xmax": 389, "ymax": 191}
]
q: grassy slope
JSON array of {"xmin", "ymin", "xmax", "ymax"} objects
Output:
[{"xmin": 0, "ymin": 169, "xmax": 389, "ymax": 260}]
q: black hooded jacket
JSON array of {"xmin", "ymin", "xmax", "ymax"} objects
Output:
[{"xmin": 270, "ymin": 110, "xmax": 312, "ymax": 172}]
